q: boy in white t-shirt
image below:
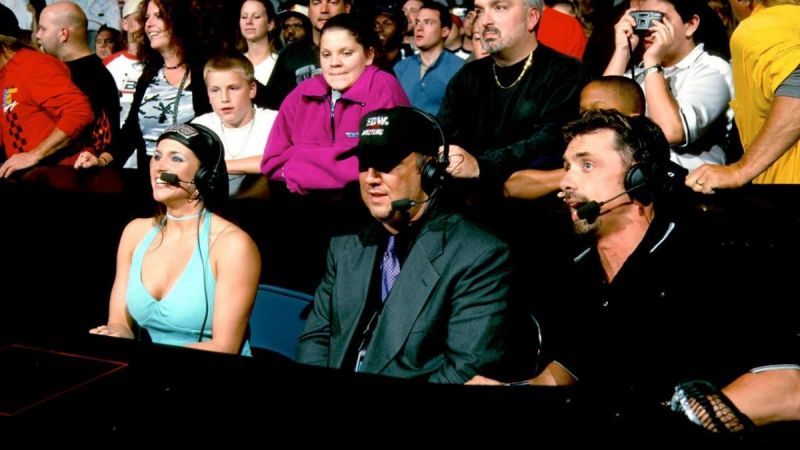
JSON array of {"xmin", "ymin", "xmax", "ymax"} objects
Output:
[{"xmin": 192, "ymin": 53, "xmax": 277, "ymax": 198}]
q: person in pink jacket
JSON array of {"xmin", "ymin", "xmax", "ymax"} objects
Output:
[{"xmin": 261, "ymin": 13, "xmax": 410, "ymax": 195}]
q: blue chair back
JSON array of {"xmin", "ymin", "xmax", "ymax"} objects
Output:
[{"xmin": 249, "ymin": 284, "xmax": 314, "ymax": 360}]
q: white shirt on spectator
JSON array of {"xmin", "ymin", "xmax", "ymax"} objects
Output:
[
  {"xmin": 193, "ymin": 106, "xmax": 277, "ymax": 196},
  {"xmin": 3, "ymin": 0, "xmax": 120, "ymax": 31},
  {"xmin": 632, "ymin": 44, "xmax": 733, "ymax": 170},
  {"xmin": 104, "ymin": 50, "xmax": 144, "ymax": 168},
  {"xmin": 246, "ymin": 52, "xmax": 278, "ymax": 86},
  {"xmin": 2, "ymin": 0, "xmax": 34, "ymax": 29}
]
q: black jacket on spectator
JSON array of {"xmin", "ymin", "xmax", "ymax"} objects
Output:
[
  {"xmin": 263, "ymin": 40, "xmax": 319, "ymax": 110},
  {"xmin": 66, "ymin": 54, "xmax": 120, "ymax": 157},
  {"xmin": 438, "ymin": 44, "xmax": 589, "ymax": 190}
]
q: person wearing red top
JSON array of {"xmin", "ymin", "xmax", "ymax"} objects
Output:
[
  {"xmin": 537, "ymin": 1, "xmax": 587, "ymax": 61},
  {"xmin": 0, "ymin": 38, "xmax": 93, "ymax": 178}
]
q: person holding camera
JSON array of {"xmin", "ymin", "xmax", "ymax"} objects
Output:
[{"xmin": 604, "ymin": 0, "xmax": 733, "ymax": 171}]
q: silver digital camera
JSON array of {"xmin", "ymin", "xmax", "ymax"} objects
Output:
[{"xmin": 631, "ymin": 10, "xmax": 664, "ymax": 32}]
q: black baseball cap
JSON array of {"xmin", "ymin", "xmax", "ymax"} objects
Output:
[
  {"xmin": 339, "ymin": 107, "xmax": 441, "ymax": 171},
  {"xmin": 373, "ymin": 2, "xmax": 407, "ymax": 27},
  {"xmin": 157, "ymin": 123, "xmax": 223, "ymax": 165}
]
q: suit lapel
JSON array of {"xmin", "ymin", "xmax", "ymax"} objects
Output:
[
  {"xmin": 330, "ymin": 228, "xmax": 378, "ymax": 368},
  {"xmin": 363, "ymin": 218, "xmax": 446, "ymax": 373}
]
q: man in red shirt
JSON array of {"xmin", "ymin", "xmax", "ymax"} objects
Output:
[{"xmin": 0, "ymin": 22, "xmax": 93, "ymax": 178}]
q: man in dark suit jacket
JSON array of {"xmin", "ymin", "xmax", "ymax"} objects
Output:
[{"xmin": 296, "ymin": 107, "xmax": 514, "ymax": 383}]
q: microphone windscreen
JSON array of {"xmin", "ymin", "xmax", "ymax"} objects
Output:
[
  {"xmin": 391, "ymin": 198, "xmax": 414, "ymax": 211},
  {"xmin": 576, "ymin": 201, "xmax": 601, "ymax": 223},
  {"xmin": 159, "ymin": 172, "xmax": 179, "ymax": 185}
]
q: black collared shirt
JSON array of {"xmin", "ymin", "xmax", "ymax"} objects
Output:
[{"xmin": 547, "ymin": 214, "xmax": 797, "ymax": 398}]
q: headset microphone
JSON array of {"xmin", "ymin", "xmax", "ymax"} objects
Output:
[
  {"xmin": 391, "ymin": 197, "xmax": 434, "ymax": 212},
  {"xmin": 575, "ymin": 182, "xmax": 646, "ymax": 223},
  {"xmin": 159, "ymin": 172, "xmax": 195, "ymax": 185}
]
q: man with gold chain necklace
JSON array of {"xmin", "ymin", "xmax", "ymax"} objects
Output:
[
  {"xmin": 437, "ymin": 0, "xmax": 590, "ymax": 311},
  {"xmin": 438, "ymin": 0, "xmax": 588, "ymax": 201}
]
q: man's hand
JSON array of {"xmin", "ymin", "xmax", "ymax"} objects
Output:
[
  {"xmin": 685, "ymin": 163, "xmax": 748, "ymax": 194},
  {"xmin": 465, "ymin": 375, "xmax": 506, "ymax": 385},
  {"xmin": 443, "ymin": 144, "xmax": 480, "ymax": 179},
  {"xmin": 0, "ymin": 152, "xmax": 42, "ymax": 178},
  {"xmin": 642, "ymin": 16, "xmax": 674, "ymax": 67},
  {"xmin": 613, "ymin": 9, "xmax": 641, "ymax": 53},
  {"xmin": 74, "ymin": 151, "xmax": 100, "ymax": 169}
]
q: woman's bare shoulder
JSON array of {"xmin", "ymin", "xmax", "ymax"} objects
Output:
[
  {"xmin": 209, "ymin": 215, "xmax": 258, "ymax": 255},
  {"xmin": 120, "ymin": 217, "xmax": 158, "ymax": 245}
]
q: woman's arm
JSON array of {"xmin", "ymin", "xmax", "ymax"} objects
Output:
[
  {"xmin": 723, "ymin": 369, "xmax": 800, "ymax": 426},
  {"xmin": 89, "ymin": 219, "xmax": 148, "ymax": 338},
  {"xmin": 225, "ymin": 155, "xmax": 262, "ymax": 174},
  {"xmin": 187, "ymin": 223, "xmax": 261, "ymax": 354}
]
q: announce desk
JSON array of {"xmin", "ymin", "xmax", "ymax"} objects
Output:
[{"xmin": 3, "ymin": 335, "xmax": 784, "ymax": 445}]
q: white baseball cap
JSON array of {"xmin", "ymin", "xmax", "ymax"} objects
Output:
[{"xmin": 122, "ymin": 0, "xmax": 144, "ymax": 18}]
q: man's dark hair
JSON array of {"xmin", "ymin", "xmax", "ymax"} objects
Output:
[
  {"xmin": 564, "ymin": 109, "xmax": 643, "ymax": 167},
  {"xmin": 97, "ymin": 24, "xmax": 124, "ymax": 52},
  {"xmin": 661, "ymin": 0, "xmax": 730, "ymax": 59},
  {"xmin": 279, "ymin": 10, "xmax": 312, "ymax": 42},
  {"xmin": 420, "ymin": 2, "xmax": 452, "ymax": 29},
  {"xmin": 372, "ymin": 4, "xmax": 407, "ymax": 50},
  {"xmin": 563, "ymin": 109, "xmax": 684, "ymax": 206}
]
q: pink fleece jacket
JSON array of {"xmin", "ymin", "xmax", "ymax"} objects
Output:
[{"xmin": 261, "ymin": 65, "xmax": 410, "ymax": 194}]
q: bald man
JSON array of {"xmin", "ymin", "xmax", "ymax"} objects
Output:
[
  {"xmin": 504, "ymin": 76, "xmax": 646, "ymax": 200},
  {"xmin": 37, "ymin": 1, "xmax": 119, "ymax": 168}
]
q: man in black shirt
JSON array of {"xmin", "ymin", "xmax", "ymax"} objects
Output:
[
  {"xmin": 438, "ymin": 0, "xmax": 588, "ymax": 192},
  {"xmin": 297, "ymin": 107, "xmax": 514, "ymax": 383},
  {"xmin": 439, "ymin": 0, "xmax": 590, "ymax": 325},
  {"xmin": 469, "ymin": 109, "xmax": 800, "ymax": 431},
  {"xmin": 37, "ymin": 1, "xmax": 119, "ymax": 166}
]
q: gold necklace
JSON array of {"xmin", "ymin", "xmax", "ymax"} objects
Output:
[
  {"xmin": 219, "ymin": 107, "xmax": 256, "ymax": 159},
  {"xmin": 492, "ymin": 51, "xmax": 534, "ymax": 90}
]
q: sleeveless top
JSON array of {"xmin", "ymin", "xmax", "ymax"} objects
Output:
[{"xmin": 127, "ymin": 212, "xmax": 251, "ymax": 356}]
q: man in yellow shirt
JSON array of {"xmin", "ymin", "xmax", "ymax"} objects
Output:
[{"xmin": 686, "ymin": 0, "xmax": 800, "ymax": 190}]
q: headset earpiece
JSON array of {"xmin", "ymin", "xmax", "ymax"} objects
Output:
[
  {"xmin": 412, "ymin": 108, "xmax": 449, "ymax": 195},
  {"xmin": 189, "ymin": 123, "xmax": 227, "ymax": 207},
  {"xmin": 623, "ymin": 115, "xmax": 672, "ymax": 205},
  {"xmin": 420, "ymin": 157, "xmax": 447, "ymax": 194},
  {"xmin": 624, "ymin": 163, "xmax": 652, "ymax": 205}
]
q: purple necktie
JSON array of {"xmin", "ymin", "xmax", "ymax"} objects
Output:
[{"xmin": 381, "ymin": 235, "xmax": 400, "ymax": 302}]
